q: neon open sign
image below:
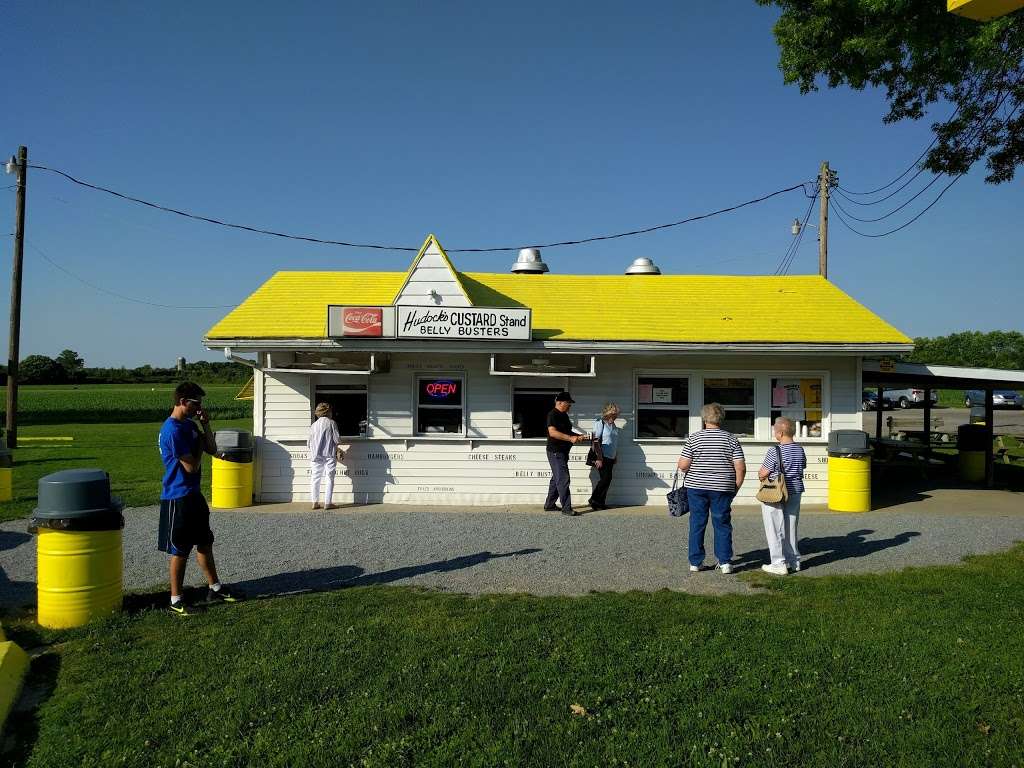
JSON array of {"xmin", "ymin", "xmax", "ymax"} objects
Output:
[{"xmin": 425, "ymin": 380, "xmax": 458, "ymax": 399}]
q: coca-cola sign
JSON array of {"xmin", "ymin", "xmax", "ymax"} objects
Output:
[
  {"xmin": 327, "ymin": 306, "xmax": 396, "ymax": 338},
  {"xmin": 342, "ymin": 308, "xmax": 383, "ymax": 337}
]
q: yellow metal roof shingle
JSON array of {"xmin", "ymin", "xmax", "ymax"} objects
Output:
[{"xmin": 206, "ymin": 271, "xmax": 911, "ymax": 345}]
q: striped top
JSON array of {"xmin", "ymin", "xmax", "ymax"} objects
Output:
[
  {"xmin": 680, "ymin": 428, "xmax": 745, "ymax": 492},
  {"xmin": 761, "ymin": 442, "xmax": 807, "ymax": 494}
]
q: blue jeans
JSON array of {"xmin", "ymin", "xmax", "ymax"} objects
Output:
[{"xmin": 687, "ymin": 488, "xmax": 735, "ymax": 566}]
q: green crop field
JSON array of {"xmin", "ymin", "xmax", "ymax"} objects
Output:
[{"xmin": 0, "ymin": 383, "xmax": 252, "ymax": 425}]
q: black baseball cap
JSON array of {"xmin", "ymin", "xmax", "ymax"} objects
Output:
[{"xmin": 555, "ymin": 391, "xmax": 575, "ymax": 403}]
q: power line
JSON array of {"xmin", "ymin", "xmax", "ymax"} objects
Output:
[
  {"xmin": 774, "ymin": 190, "xmax": 817, "ymax": 275},
  {"xmin": 828, "ymin": 173, "xmax": 965, "ymax": 238},
  {"xmin": 831, "ymin": 172, "xmax": 945, "ymax": 223},
  {"xmin": 27, "ymin": 163, "xmax": 811, "ymax": 253},
  {"xmin": 27, "ymin": 240, "xmax": 240, "ymax": 309}
]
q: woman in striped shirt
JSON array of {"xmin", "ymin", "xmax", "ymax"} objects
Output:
[
  {"xmin": 758, "ymin": 416, "xmax": 807, "ymax": 575},
  {"xmin": 677, "ymin": 403, "xmax": 746, "ymax": 574}
]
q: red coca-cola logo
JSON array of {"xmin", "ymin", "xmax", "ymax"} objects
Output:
[{"xmin": 342, "ymin": 307, "xmax": 383, "ymax": 337}]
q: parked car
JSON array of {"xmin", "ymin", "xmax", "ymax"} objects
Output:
[
  {"xmin": 885, "ymin": 388, "xmax": 939, "ymax": 409},
  {"xmin": 964, "ymin": 389, "xmax": 1023, "ymax": 409},
  {"xmin": 861, "ymin": 390, "xmax": 893, "ymax": 411}
]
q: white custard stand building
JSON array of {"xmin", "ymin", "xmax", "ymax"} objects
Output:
[{"xmin": 204, "ymin": 235, "xmax": 913, "ymax": 507}]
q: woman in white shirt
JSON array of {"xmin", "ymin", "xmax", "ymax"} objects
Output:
[{"xmin": 308, "ymin": 402, "xmax": 344, "ymax": 509}]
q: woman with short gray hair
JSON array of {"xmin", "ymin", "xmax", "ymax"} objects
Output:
[
  {"xmin": 587, "ymin": 402, "xmax": 622, "ymax": 510},
  {"xmin": 758, "ymin": 416, "xmax": 807, "ymax": 575},
  {"xmin": 676, "ymin": 402, "xmax": 746, "ymax": 574}
]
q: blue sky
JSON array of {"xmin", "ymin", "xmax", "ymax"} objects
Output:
[{"xmin": 3, "ymin": 1, "xmax": 1021, "ymax": 367}]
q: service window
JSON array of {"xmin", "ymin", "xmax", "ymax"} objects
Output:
[
  {"xmin": 636, "ymin": 376, "xmax": 689, "ymax": 439},
  {"xmin": 416, "ymin": 376, "xmax": 464, "ymax": 434},
  {"xmin": 703, "ymin": 377, "xmax": 755, "ymax": 437},
  {"xmin": 770, "ymin": 377, "xmax": 824, "ymax": 438},
  {"xmin": 512, "ymin": 387, "xmax": 561, "ymax": 438},
  {"xmin": 314, "ymin": 383, "xmax": 368, "ymax": 437}
]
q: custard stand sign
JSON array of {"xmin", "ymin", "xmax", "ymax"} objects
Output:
[
  {"xmin": 397, "ymin": 306, "xmax": 531, "ymax": 340},
  {"xmin": 327, "ymin": 305, "xmax": 530, "ymax": 340}
]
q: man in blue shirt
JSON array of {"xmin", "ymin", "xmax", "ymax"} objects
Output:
[{"xmin": 158, "ymin": 382, "xmax": 244, "ymax": 615}]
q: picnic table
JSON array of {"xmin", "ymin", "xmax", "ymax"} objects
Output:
[{"xmin": 870, "ymin": 437, "xmax": 942, "ymax": 480}]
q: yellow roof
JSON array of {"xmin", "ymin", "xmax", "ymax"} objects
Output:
[{"xmin": 206, "ymin": 271, "xmax": 911, "ymax": 345}]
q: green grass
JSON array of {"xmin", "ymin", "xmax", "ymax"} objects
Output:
[
  {"xmin": 0, "ymin": 383, "xmax": 252, "ymax": 425},
  {"xmin": 0, "ymin": 418, "xmax": 253, "ymax": 522},
  {"xmin": 4, "ymin": 546, "xmax": 1024, "ymax": 767}
]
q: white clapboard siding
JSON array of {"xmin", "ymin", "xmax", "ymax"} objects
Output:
[
  {"xmin": 255, "ymin": 352, "xmax": 854, "ymax": 506},
  {"xmin": 393, "ymin": 245, "xmax": 471, "ymax": 307}
]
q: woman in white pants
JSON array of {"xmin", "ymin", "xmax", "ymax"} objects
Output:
[
  {"xmin": 758, "ymin": 416, "xmax": 806, "ymax": 575},
  {"xmin": 308, "ymin": 402, "xmax": 344, "ymax": 510}
]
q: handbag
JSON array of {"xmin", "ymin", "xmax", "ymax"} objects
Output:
[
  {"xmin": 585, "ymin": 420, "xmax": 605, "ymax": 466},
  {"xmin": 755, "ymin": 445, "xmax": 789, "ymax": 504},
  {"xmin": 667, "ymin": 471, "xmax": 689, "ymax": 517}
]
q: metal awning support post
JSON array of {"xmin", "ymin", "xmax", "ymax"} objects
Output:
[
  {"xmin": 875, "ymin": 385, "xmax": 884, "ymax": 439},
  {"xmin": 985, "ymin": 388, "xmax": 995, "ymax": 487},
  {"xmin": 923, "ymin": 388, "xmax": 932, "ymax": 466}
]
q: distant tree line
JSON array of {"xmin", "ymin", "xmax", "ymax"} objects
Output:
[
  {"xmin": 0, "ymin": 349, "xmax": 251, "ymax": 385},
  {"xmin": 906, "ymin": 331, "xmax": 1024, "ymax": 370}
]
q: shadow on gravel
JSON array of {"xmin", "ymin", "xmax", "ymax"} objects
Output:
[
  {"xmin": 732, "ymin": 529, "xmax": 921, "ymax": 573},
  {"xmin": 124, "ymin": 548, "xmax": 544, "ymax": 610},
  {"xmin": 0, "ymin": 530, "xmax": 35, "ymax": 615}
]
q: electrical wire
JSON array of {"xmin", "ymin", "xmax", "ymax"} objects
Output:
[
  {"xmin": 774, "ymin": 190, "xmax": 817, "ymax": 275},
  {"xmin": 27, "ymin": 240, "xmax": 240, "ymax": 309},
  {"xmin": 27, "ymin": 163, "xmax": 811, "ymax": 253},
  {"xmin": 829, "ymin": 174, "xmax": 965, "ymax": 238},
  {"xmin": 831, "ymin": 172, "xmax": 945, "ymax": 223}
]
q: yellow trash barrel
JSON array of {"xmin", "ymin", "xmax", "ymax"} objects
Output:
[
  {"xmin": 29, "ymin": 469, "xmax": 124, "ymax": 629},
  {"xmin": 827, "ymin": 429, "xmax": 872, "ymax": 513},
  {"xmin": 0, "ymin": 445, "xmax": 12, "ymax": 503},
  {"xmin": 210, "ymin": 429, "xmax": 254, "ymax": 509},
  {"xmin": 828, "ymin": 455, "xmax": 872, "ymax": 512},
  {"xmin": 36, "ymin": 529, "xmax": 122, "ymax": 628},
  {"xmin": 211, "ymin": 456, "xmax": 253, "ymax": 508},
  {"xmin": 958, "ymin": 424, "xmax": 988, "ymax": 483}
]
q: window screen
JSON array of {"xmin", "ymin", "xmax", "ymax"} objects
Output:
[{"xmin": 636, "ymin": 376, "xmax": 689, "ymax": 439}]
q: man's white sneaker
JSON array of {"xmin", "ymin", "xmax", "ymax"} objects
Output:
[
  {"xmin": 689, "ymin": 563, "xmax": 704, "ymax": 572},
  {"xmin": 716, "ymin": 562, "xmax": 733, "ymax": 574},
  {"xmin": 761, "ymin": 563, "xmax": 788, "ymax": 576}
]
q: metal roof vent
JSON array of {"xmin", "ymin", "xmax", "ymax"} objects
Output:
[
  {"xmin": 510, "ymin": 248, "xmax": 549, "ymax": 274},
  {"xmin": 625, "ymin": 257, "xmax": 661, "ymax": 275}
]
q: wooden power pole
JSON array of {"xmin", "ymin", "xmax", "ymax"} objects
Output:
[
  {"xmin": 6, "ymin": 146, "xmax": 27, "ymax": 449},
  {"xmin": 818, "ymin": 160, "xmax": 831, "ymax": 280}
]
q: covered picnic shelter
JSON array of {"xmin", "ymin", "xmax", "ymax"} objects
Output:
[{"xmin": 862, "ymin": 360, "xmax": 1024, "ymax": 487}]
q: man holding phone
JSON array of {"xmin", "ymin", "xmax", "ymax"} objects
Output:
[{"xmin": 158, "ymin": 382, "xmax": 245, "ymax": 615}]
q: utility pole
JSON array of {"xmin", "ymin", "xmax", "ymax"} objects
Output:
[
  {"xmin": 6, "ymin": 146, "xmax": 27, "ymax": 449},
  {"xmin": 818, "ymin": 160, "xmax": 830, "ymax": 280}
]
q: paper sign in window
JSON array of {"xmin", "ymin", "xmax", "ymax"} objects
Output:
[{"xmin": 652, "ymin": 387, "xmax": 673, "ymax": 404}]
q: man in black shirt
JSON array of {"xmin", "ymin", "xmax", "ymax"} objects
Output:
[{"xmin": 544, "ymin": 391, "xmax": 584, "ymax": 515}]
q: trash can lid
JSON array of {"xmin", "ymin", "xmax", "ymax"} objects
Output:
[
  {"xmin": 827, "ymin": 429, "xmax": 871, "ymax": 455},
  {"xmin": 214, "ymin": 429, "xmax": 253, "ymax": 452},
  {"xmin": 32, "ymin": 468, "xmax": 124, "ymax": 519}
]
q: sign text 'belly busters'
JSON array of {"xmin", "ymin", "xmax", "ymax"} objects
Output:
[{"xmin": 397, "ymin": 307, "xmax": 531, "ymax": 340}]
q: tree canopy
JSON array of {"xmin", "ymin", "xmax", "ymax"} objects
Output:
[
  {"xmin": 907, "ymin": 330, "xmax": 1024, "ymax": 369},
  {"xmin": 757, "ymin": 0, "xmax": 1024, "ymax": 183}
]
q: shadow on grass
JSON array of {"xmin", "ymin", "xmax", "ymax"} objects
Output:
[
  {"xmin": 0, "ymin": 647, "xmax": 61, "ymax": 767},
  {"xmin": 122, "ymin": 549, "xmax": 543, "ymax": 612},
  {"xmin": 732, "ymin": 529, "xmax": 921, "ymax": 573}
]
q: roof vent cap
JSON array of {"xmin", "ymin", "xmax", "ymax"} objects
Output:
[
  {"xmin": 625, "ymin": 257, "xmax": 661, "ymax": 275},
  {"xmin": 511, "ymin": 248, "xmax": 549, "ymax": 274}
]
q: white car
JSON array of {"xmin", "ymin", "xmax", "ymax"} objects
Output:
[{"xmin": 886, "ymin": 388, "xmax": 939, "ymax": 409}]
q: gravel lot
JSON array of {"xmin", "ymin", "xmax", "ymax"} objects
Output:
[{"xmin": 3, "ymin": 489, "xmax": 1023, "ymax": 611}]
